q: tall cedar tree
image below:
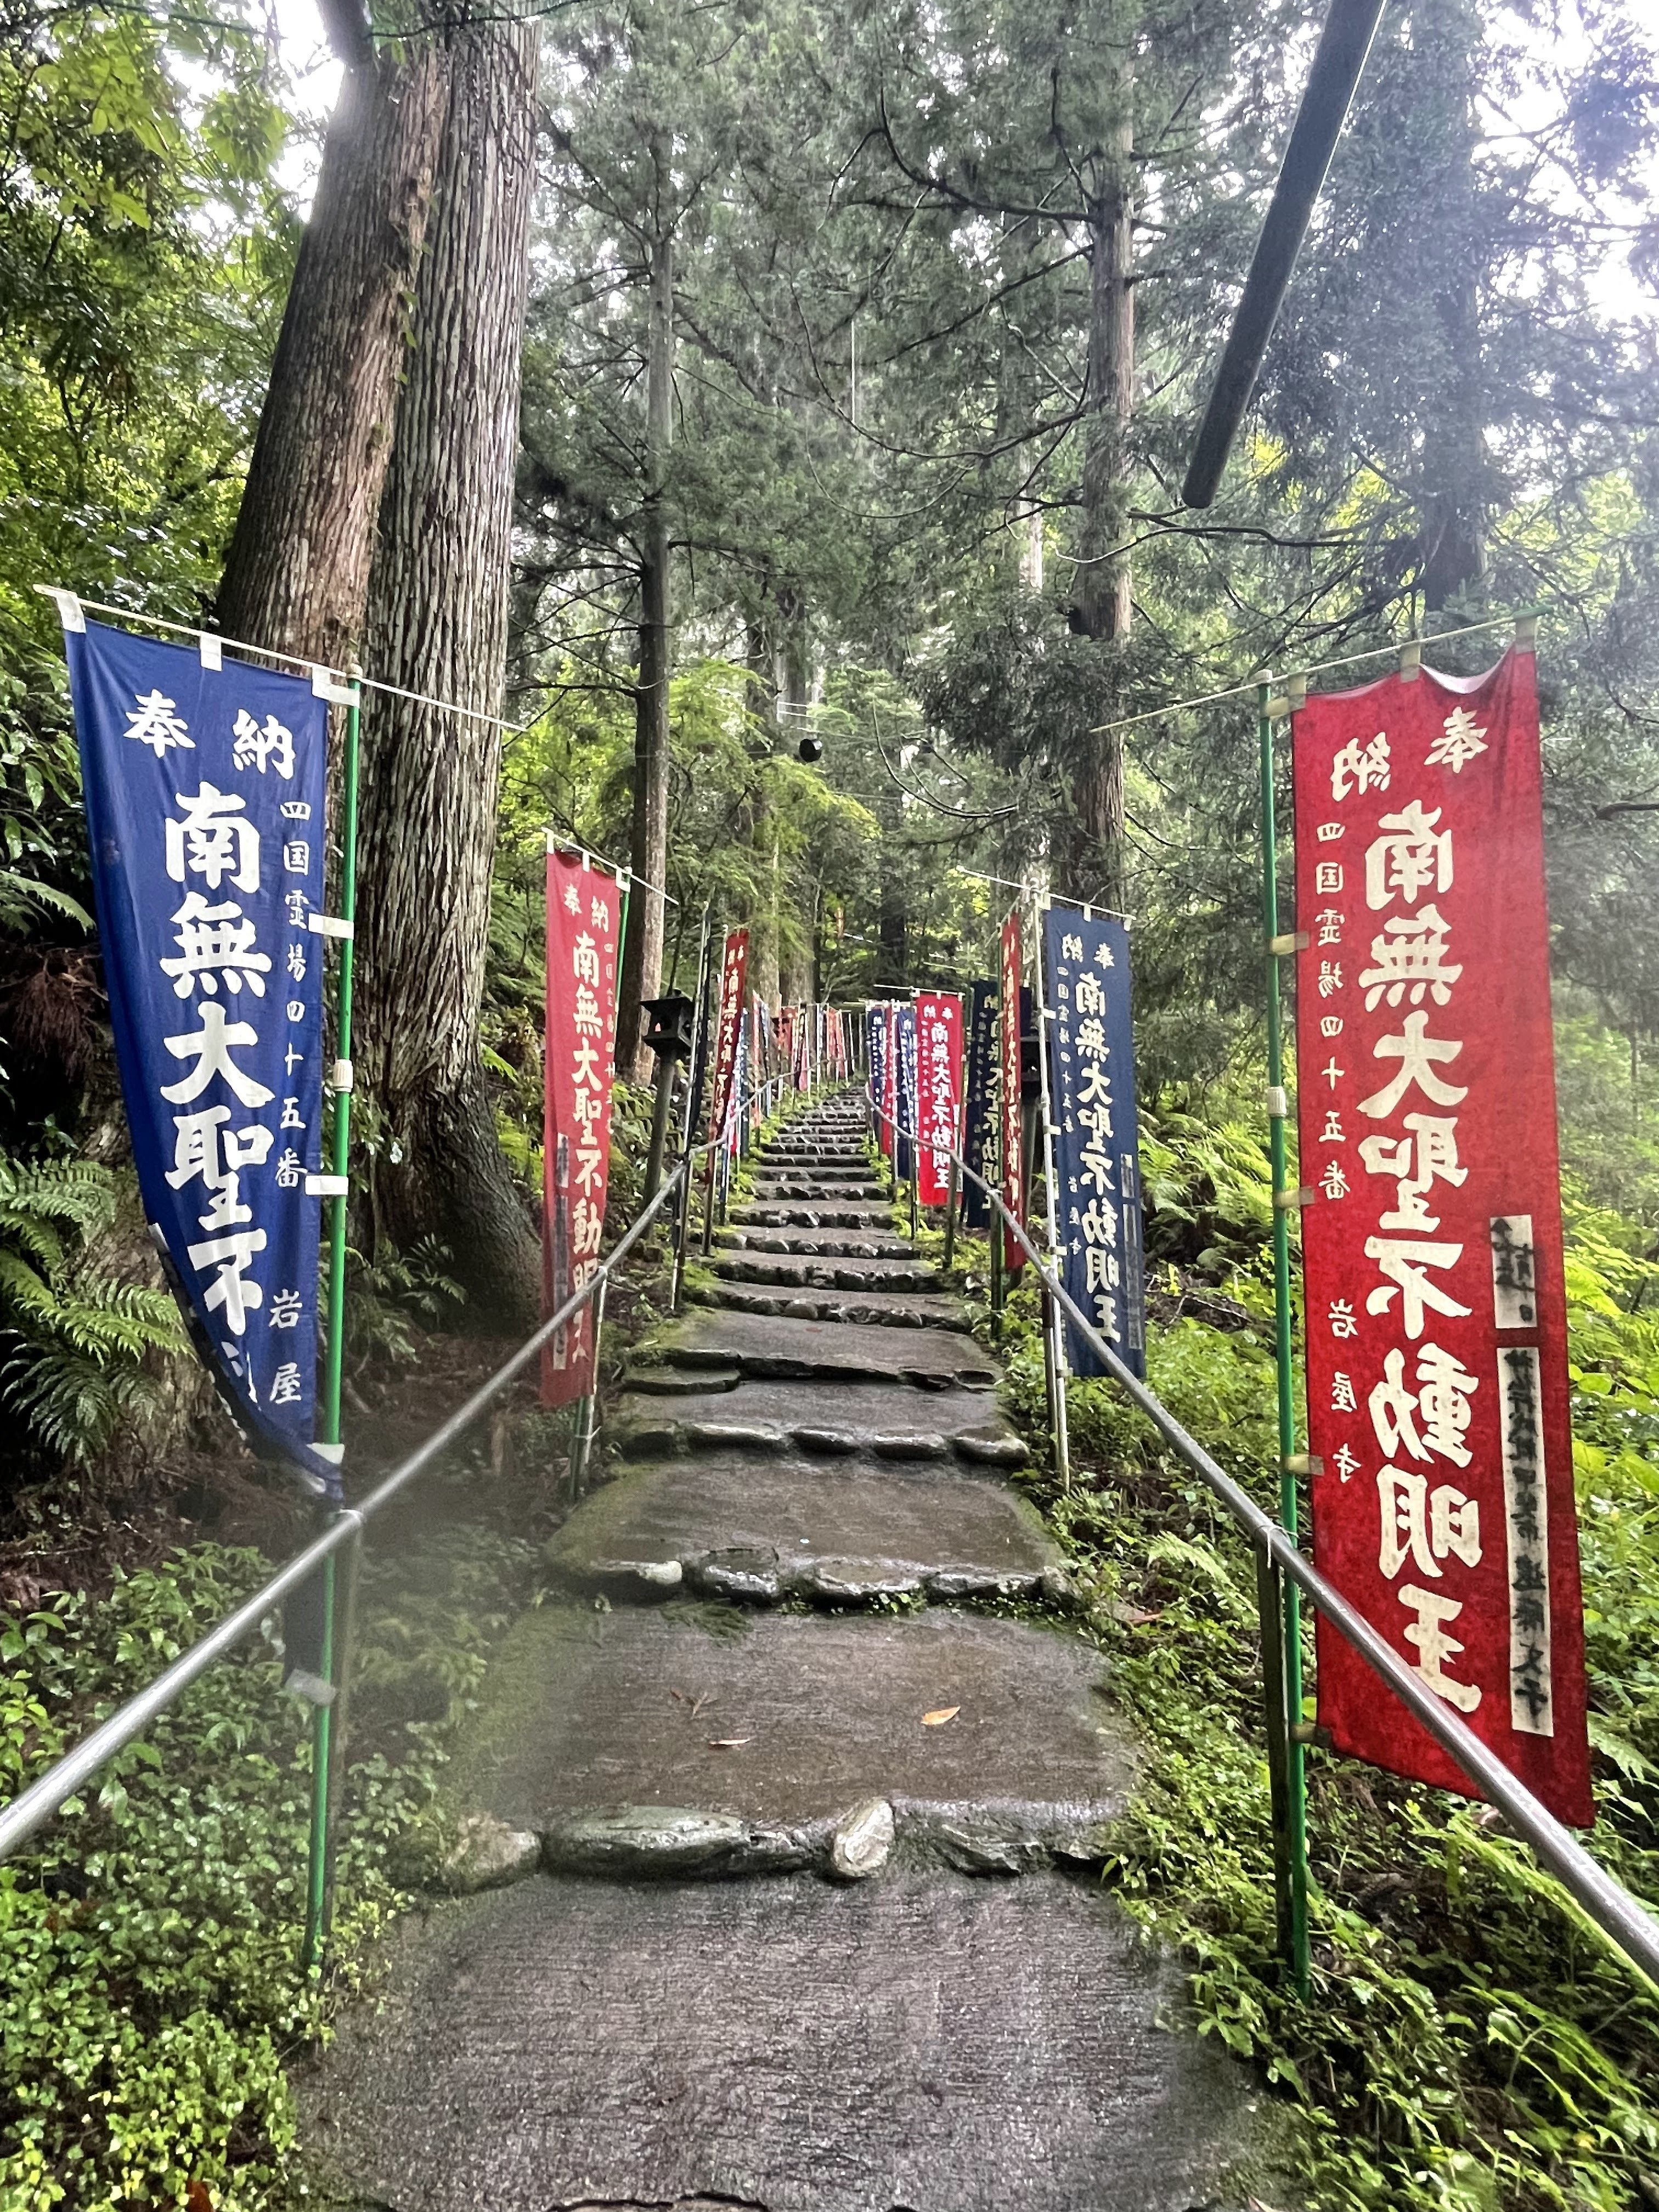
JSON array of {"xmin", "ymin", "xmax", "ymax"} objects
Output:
[
  {"xmin": 216, "ymin": 0, "xmax": 449, "ymax": 666},
  {"xmin": 354, "ymin": 14, "xmax": 542, "ymax": 1318}
]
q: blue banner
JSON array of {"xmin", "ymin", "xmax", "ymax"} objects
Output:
[
  {"xmin": 895, "ymin": 1000, "xmax": 917, "ymax": 1182},
  {"xmin": 865, "ymin": 1002, "xmax": 887, "ymax": 1141},
  {"xmin": 1042, "ymin": 903, "xmax": 1146, "ymax": 1380},
  {"xmin": 961, "ymin": 978, "xmax": 995, "ymax": 1229},
  {"xmin": 66, "ymin": 620, "xmax": 337, "ymax": 1494}
]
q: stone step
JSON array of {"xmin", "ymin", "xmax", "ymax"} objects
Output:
[
  {"xmin": 731, "ymin": 1201, "xmax": 895, "ymax": 1229},
  {"xmin": 303, "ymin": 1866, "xmax": 1263, "ymax": 2212},
  {"xmin": 747, "ymin": 1194, "xmax": 889, "ymax": 1212},
  {"xmin": 750, "ymin": 1170, "xmax": 884, "ymax": 1189},
  {"xmin": 718, "ymin": 1226, "xmax": 916, "ymax": 1260},
  {"xmin": 610, "ymin": 1377, "xmax": 1029, "ymax": 1466},
  {"xmin": 715, "ymin": 1252, "xmax": 938, "ymax": 1294},
  {"xmin": 691, "ymin": 1282, "xmax": 967, "ymax": 1331},
  {"xmin": 765, "ymin": 1142, "xmax": 867, "ymax": 1157},
  {"xmin": 548, "ymin": 1452, "xmax": 1057, "ymax": 1606},
  {"xmin": 652, "ymin": 1308, "xmax": 998, "ymax": 1388},
  {"xmin": 756, "ymin": 1160, "xmax": 872, "ymax": 1178},
  {"xmin": 620, "ymin": 1366, "xmax": 742, "ymax": 1397},
  {"xmin": 444, "ymin": 1605, "xmax": 1121, "ymax": 1869}
]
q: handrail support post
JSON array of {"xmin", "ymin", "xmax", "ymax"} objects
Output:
[{"xmin": 1261, "ymin": 679, "xmax": 1312, "ymax": 1996}]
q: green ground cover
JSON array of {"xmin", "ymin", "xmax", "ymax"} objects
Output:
[
  {"xmin": 0, "ymin": 1522, "xmax": 540, "ymax": 2211},
  {"xmin": 974, "ymin": 1098, "xmax": 1659, "ymax": 2212}
]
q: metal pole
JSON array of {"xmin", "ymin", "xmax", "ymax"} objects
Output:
[
  {"xmin": 1032, "ymin": 907, "xmax": 1070, "ymax": 1487},
  {"xmin": 1261, "ymin": 679, "xmax": 1312, "ymax": 1995},
  {"xmin": 569, "ymin": 1275, "xmax": 607, "ymax": 1494},
  {"xmin": 320, "ymin": 1523, "xmax": 363, "ymax": 1943},
  {"xmin": 303, "ymin": 676, "xmax": 361, "ymax": 1975},
  {"xmin": 1255, "ymin": 1542, "xmax": 1297, "ymax": 1971},
  {"xmin": 642, "ymin": 1051, "xmax": 676, "ymax": 1203}
]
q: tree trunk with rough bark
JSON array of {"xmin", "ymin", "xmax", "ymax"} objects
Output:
[
  {"xmin": 217, "ymin": 0, "xmax": 450, "ymax": 667},
  {"xmin": 619, "ymin": 199, "xmax": 675, "ymax": 1077},
  {"xmin": 1067, "ymin": 95, "xmax": 1134, "ymax": 909},
  {"xmin": 353, "ymin": 17, "xmax": 541, "ymax": 1323},
  {"xmin": 1421, "ymin": 281, "xmax": 1489, "ymax": 612},
  {"xmin": 743, "ymin": 614, "xmax": 781, "ymax": 1012}
]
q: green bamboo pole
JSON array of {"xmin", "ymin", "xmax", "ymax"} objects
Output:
[
  {"xmin": 1260, "ymin": 678, "xmax": 1311, "ymax": 1996},
  {"xmin": 303, "ymin": 678, "xmax": 361, "ymax": 1974}
]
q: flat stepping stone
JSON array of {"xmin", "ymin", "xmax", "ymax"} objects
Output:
[
  {"xmin": 753, "ymin": 1160, "xmax": 877, "ymax": 1176},
  {"xmin": 715, "ymin": 1253, "xmax": 939, "ymax": 1292},
  {"xmin": 620, "ymin": 1366, "xmax": 742, "ymax": 1396},
  {"xmin": 748, "ymin": 1182, "xmax": 888, "ymax": 1203},
  {"xmin": 719, "ymin": 1228, "xmax": 915, "ymax": 1259},
  {"xmin": 450, "ymin": 1605, "xmax": 1126, "ymax": 1861},
  {"xmin": 547, "ymin": 1454, "xmax": 1058, "ymax": 1604},
  {"xmin": 301, "ymin": 1870, "xmax": 1266, "ymax": 2212},
  {"xmin": 655, "ymin": 1309, "xmax": 997, "ymax": 1387},
  {"xmin": 732, "ymin": 1202, "xmax": 895, "ymax": 1229},
  {"xmin": 693, "ymin": 1282, "xmax": 968, "ymax": 1331},
  {"xmin": 610, "ymin": 1378, "xmax": 1027, "ymax": 1462}
]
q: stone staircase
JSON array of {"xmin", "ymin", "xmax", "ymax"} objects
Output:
[{"xmin": 302, "ymin": 1091, "xmax": 1279, "ymax": 2211}]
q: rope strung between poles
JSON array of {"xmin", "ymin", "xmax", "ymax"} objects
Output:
[
  {"xmin": 36, "ymin": 585, "xmax": 529, "ymax": 735},
  {"xmin": 860, "ymin": 1084, "xmax": 1659, "ymax": 1992},
  {"xmin": 1085, "ymin": 607, "xmax": 1543, "ymax": 740}
]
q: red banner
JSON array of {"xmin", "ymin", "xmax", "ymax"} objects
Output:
[
  {"xmin": 1000, "ymin": 911, "xmax": 1026, "ymax": 1272},
  {"xmin": 542, "ymin": 849, "xmax": 623, "ymax": 1408},
  {"xmin": 882, "ymin": 1002, "xmax": 899, "ymax": 1160},
  {"xmin": 706, "ymin": 928, "xmax": 748, "ymax": 1162},
  {"xmin": 778, "ymin": 1003, "xmax": 796, "ymax": 1090},
  {"xmin": 1293, "ymin": 647, "xmax": 1591, "ymax": 1824},
  {"xmin": 915, "ymin": 991, "xmax": 963, "ymax": 1206}
]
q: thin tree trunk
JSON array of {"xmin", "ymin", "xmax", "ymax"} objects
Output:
[
  {"xmin": 1421, "ymin": 263, "xmax": 1489, "ymax": 613},
  {"xmin": 619, "ymin": 200, "xmax": 675, "ymax": 1078},
  {"xmin": 353, "ymin": 16, "xmax": 541, "ymax": 1323},
  {"xmin": 1074, "ymin": 143, "xmax": 1133, "ymax": 640},
  {"xmin": 1069, "ymin": 91, "xmax": 1134, "ymax": 907},
  {"xmin": 217, "ymin": 0, "xmax": 450, "ymax": 666},
  {"xmin": 743, "ymin": 611, "xmax": 781, "ymax": 1011},
  {"xmin": 1415, "ymin": 0, "xmax": 1490, "ymax": 616}
]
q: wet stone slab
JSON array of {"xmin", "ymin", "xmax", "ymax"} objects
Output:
[
  {"xmin": 714, "ymin": 1252, "xmax": 941, "ymax": 1292},
  {"xmin": 452, "ymin": 1605, "xmax": 1126, "ymax": 1860},
  {"xmin": 692, "ymin": 1282, "xmax": 969, "ymax": 1331},
  {"xmin": 608, "ymin": 1375, "xmax": 1026, "ymax": 1458},
  {"xmin": 546, "ymin": 1454, "xmax": 1058, "ymax": 1604},
  {"xmin": 732, "ymin": 1203, "xmax": 898, "ymax": 1229},
  {"xmin": 302, "ymin": 1869, "xmax": 1269, "ymax": 2212},
  {"xmin": 654, "ymin": 1308, "xmax": 997, "ymax": 1387},
  {"xmin": 719, "ymin": 1227, "xmax": 917, "ymax": 1259}
]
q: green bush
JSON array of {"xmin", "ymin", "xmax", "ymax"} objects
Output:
[
  {"xmin": 0, "ymin": 1525, "xmax": 538, "ymax": 2211},
  {"xmin": 1002, "ymin": 1137, "xmax": 1659, "ymax": 2212},
  {"xmin": 0, "ymin": 1152, "xmax": 185, "ymax": 1470}
]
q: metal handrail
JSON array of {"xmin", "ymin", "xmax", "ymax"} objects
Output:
[
  {"xmin": 865, "ymin": 1085, "xmax": 1659, "ymax": 1988},
  {"xmin": 0, "ymin": 1070, "xmax": 807, "ymax": 1867}
]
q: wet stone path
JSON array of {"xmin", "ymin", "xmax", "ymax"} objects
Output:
[{"xmin": 303, "ymin": 1093, "xmax": 1273, "ymax": 2212}]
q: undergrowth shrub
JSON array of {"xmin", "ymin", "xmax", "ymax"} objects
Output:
[
  {"xmin": 0, "ymin": 1523, "xmax": 539, "ymax": 2211},
  {"xmin": 0, "ymin": 1151, "xmax": 185, "ymax": 1470},
  {"xmin": 993, "ymin": 1119, "xmax": 1659, "ymax": 2211}
]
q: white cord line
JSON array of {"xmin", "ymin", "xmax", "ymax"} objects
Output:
[
  {"xmin": 1086, "ymin": 607, "xmax": 1541, "ymax": 739},
  {"xmin": 35, "ymin": 586, "xmax": 531, "ymax": 736},
  {"xmin": 544, "ymin": 828, "xmax": 679, "ymax": 908}
]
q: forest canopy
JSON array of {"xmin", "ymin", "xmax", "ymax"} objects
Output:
[
  {"xmin": 1, "ymin": 0, "xmax": 1656, "ymax": 1330},
  {"xmin": 4, "ymin": 5, "xmax": 1659, "ymax": 2209}
]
